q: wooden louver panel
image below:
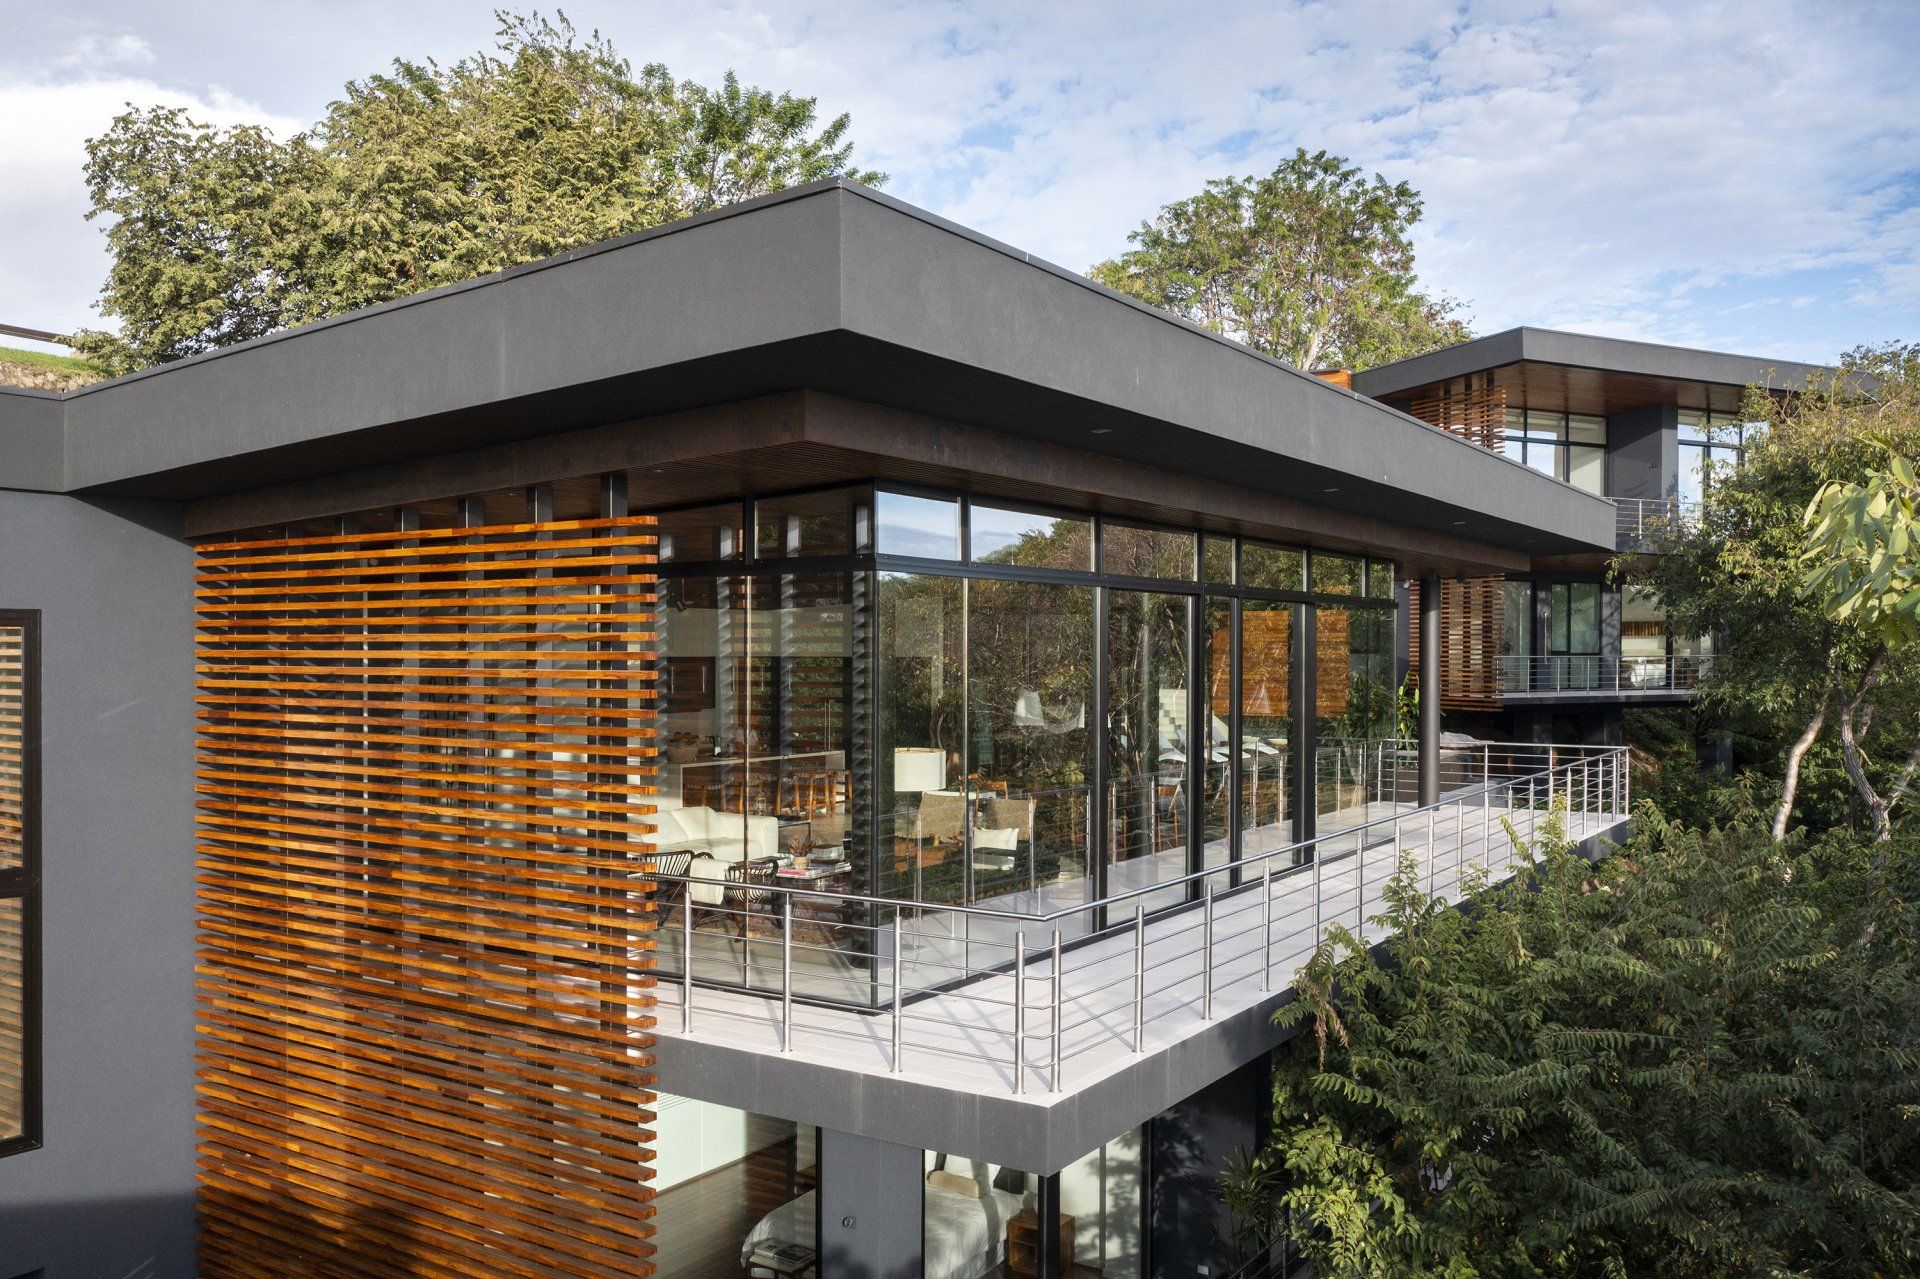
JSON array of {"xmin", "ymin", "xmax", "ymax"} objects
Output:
[
  {"xmin": 1404, "ymin": 378, "xmax": 1511, "ymax": 710},
  {"xmin": 0, "ymin": 620, "xmax": 29, "ymax": 1147},
  {"xmin": 194, "ymin": 516, "xmax": 659, "ymax": 1279}
]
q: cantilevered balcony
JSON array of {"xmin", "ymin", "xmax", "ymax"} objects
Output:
[
  {"xmin": 647, "ymin": 742, "xmax": 1628, "ymax": 1109},
  {"xmin": 1498, "ymin": 654, "xmax": 1712, "ymax": 700},
  {"xmin": 1614, "ymin": 496, "xmax": 1703, "ymax": 550}
]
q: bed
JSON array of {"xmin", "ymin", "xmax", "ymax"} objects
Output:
[{"xmin": 742, "ymin": 1171, "xmax": 1027, "ymax": 1279}]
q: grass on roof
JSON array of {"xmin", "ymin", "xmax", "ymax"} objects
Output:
[{"xmin": 0, "ymin": 344, "xmax": 105, "ymax": 376}]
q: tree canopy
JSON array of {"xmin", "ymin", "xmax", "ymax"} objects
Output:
[
  {"xmin": 1089, "ymin": 149, "xmax": 1470, "ymax": 371},
  {"xmin": 77, "ymin": 12, "xmax": 884, "ymax": 374},
  {"xmin": 1255, "ymin": 813, "xmax": 1920, "ymax": 1278},
  {"xmin": 1631, "ymin": 344, "xmax": 1920, "ymax": 840}
]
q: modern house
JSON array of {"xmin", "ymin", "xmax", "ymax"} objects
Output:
[
  {"xmin": 0, "ymin": 180, "xmax": 1629, "ymax": 1279},
  {"xmin": 1352, "ymin": 328, "xmax": 1835, "ymax": 744}
]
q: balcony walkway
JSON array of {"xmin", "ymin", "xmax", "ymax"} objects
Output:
[{"xmin": 651, "ymin": 783, "xmax": 1627, "ymax": 1106}]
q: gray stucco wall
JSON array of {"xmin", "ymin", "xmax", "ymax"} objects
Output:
[
  {"xmin": 1607, "ymin": 404, "xmax": 1676, "ymax": 501},
  {"xmin": 0, "ymin": 492, "xmax": 196, "ymax": 1279},
  {"xmin": 817, "ymin": 1129, "xmax": 924, "ymax": 1279}
]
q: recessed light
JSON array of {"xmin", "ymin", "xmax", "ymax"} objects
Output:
[
  {"xmin": 1090, "ymin": 428, "xmax": 1113, "ymax": 435},
  {"xmin": 1452, "ymin": 520, "xmax": 1467, "ymax": 526},
  {"xmin": 1322, "ymin": 486, "xmax": 1340, "ymax": 494}
]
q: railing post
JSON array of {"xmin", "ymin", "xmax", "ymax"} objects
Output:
[
  {"xmin": 1132, "ymin": 903, "xmax": 1145, "ymax": 1053},
  {"xmin": 891, "ymin": 912, "xmax": 904, "ymax": 1074},
  {"xmin": 1261, "ymin": 863, "xmax": 1273, "ymax": 993},
  {"xmin": 781, "ymin": 894, "xmax": 794, "ymax": 1053},
  {"xmin": 1426, "ymin": 805, "xmax": 1437, "ymax": 896},
  {"xmin": 1312, "ymin": 840, "xmax": 1323, "ymax": 943},
  {"xmin": 681, "ymin": 891, "xmax": 693, "ymax": 1033},
  {"xmin": 1050, "ymin": 930, "xmax": 1063, "ymax": 1093},
  {"xmin": 1202, "ymin": 881, "xmax": 1215, "ymax": 1021},
  {"xmin": 1013, "ymin": 931, "xmax": 1027, "ymax": 1095}
]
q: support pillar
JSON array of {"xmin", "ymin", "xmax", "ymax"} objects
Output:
[
  {"xmin": 1419, "ymin": 572, "xmax": 1441, "ymax": 807},
  {"xmin": 1035, "ymin": 1171, "xmax": 1065, "ymax": 1277},
  {"xmin": 817, "ymin": 1129, "xmax": 923, "ymax": 1278}
]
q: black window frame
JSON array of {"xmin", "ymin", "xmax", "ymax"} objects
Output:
[{"xmin": 0, "ymin": 609, "xmax": 41, "ymax": 1159}]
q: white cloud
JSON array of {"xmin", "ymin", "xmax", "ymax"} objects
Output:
[
  {"xmin": 0, "ymin": 72, "xmax": 300, "ymax": 337},
  {"xmin": 56, "ymin": 33, "xmax": 156, "ymax": 71},
  {"xmin": 2, "ymin": 0, "xmax": 1916, "ymax": 361}
]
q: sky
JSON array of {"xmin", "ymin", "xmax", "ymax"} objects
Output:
[{"xmin": 3, "ymin": 0, "xmax": 1918, "ymax": 365}]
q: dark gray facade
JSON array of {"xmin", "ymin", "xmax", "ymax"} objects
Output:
[
  {"xmin": 0, "ymin": 182, "xmax": 1626, "ymax": 1279},
  {"xmin": 0, "ymin": 492, "xmax": 196, "ymax": 1279}
]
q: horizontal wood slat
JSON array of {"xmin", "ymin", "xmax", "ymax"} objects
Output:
[{"xmin": 195, "ymin": 517, "xmax": 658, "ymax": 1279}]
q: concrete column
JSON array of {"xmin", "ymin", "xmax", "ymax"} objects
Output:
[
  {"xmin": 1419, "ymin": 572, "xmax": 1441, "ymax": 807},
  {"xmin": 817, "ymin": 1128, "xmax": 923, "ymax": 1278}
]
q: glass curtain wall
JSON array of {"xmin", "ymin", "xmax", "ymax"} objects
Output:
[
  {"xmin": 651, "ymin": 483, "xmax": 1399, "ymax": 1003},
  {"xmin": 1546, "ymin": 581, "xmax": 1602, "ymax": 691},
  {"xmin": 1107, "ymin": 590, "xmax": 1191, "ymax": 913}
]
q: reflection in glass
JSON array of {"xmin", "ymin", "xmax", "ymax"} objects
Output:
[
  {"xmin": 970, "ymin": 504, "xmax": 1092, "ymax": 570},
  {"xmin": 968, "ymin": 579, "xmax": 1095, "ymax": 908},
  {"xmin": 756, "ymin": 486, "xmax": 870, "ymax": 559},
  {"xmin": 1315, "ymin": 605, "xmax": 1395, "ymax": 830},
  {"xmin": 1310, "ymin": 553, "xmax": 1361, "ymax": 595},
  {"xmin": 1200, "ymin": 536, "xmax": 1235, "ymax": 584},
  {"xmin": 1366, "ymin": 559, "xmax": 1396, "ymax": 599},
  {"xmin": 1100, "ymin": 522, "xmax": 1195, "ymax": 580},
  {"xmin": 1241, "ymin": 541, "xmax": 1303, "ymax": 593},
  {"xmin": 1239, "ymin": 599, "xmax": 1296, "ymax": 863},
  {"xmin": 656, "ymin": 502, "xmax": 743, "ymax": 562},
  {"xmin": 1201, "ymin": 599, "xmax": 1234, "ymax": 871},
  {"xmin": 876, "ymin": 491, "xmax": 960, "ymax": 560},
  {"xmin": 876, "ymin": 573, "xmax": 964, "ymax": 902},
  {"xmin": 1501, "ymin": 580, "xmax": 1533, "ymax": 692},
  {"xmin": 1107, "ymin": 591, "xmax": 1190, "ymax": 911}
]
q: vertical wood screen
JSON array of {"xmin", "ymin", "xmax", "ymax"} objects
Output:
[
  {"xmin": 1406, "ymin": 379, "xmax": 1512, "ymax": 710},
  {"xmin": 0, "ymin": 615, "xmax": 36, "ymax": 1153},
  {"xmin": 194, "ymin": 516, "xmax": 659, "ymax": 1279}
]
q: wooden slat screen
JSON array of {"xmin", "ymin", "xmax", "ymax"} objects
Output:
[
  {"xmin": 194, "ymin": 516, "xmax": 659, "ymax": 1279},
  {"xmin": 1405, "ymin": 378, "xmax": 1512, "ymax": 710},
  {"xmin": 0, "ymin": 618, "xmax": 31, "ymax": 1149},
  {"xmin": 1409, "ymin": 577, "xmax": 1508, "ymax": 712}
]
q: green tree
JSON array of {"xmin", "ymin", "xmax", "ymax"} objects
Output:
[
  {"xmin": 1802, "ymin": 424, "xmax": 1920, "ymax": 840},
  {"xmin": 77, "ymin": 12, "xmax": 883, "ymax": 374},
  {"xmin": 1090, "ymin": 149, "xmax": 1469, "ymax": 371},
  {"xmin": 1633, "ymin": 344, "xmax": 1920, "ymax": 839},
  {"xmin": 1263, "ymin": 811, "xmax": 1920, "ymax": 1278}
]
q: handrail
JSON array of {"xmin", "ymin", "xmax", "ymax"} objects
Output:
[
  {"xmin": 647, "ymin": 747, "xmax": 1625, "ymax": 926},
  {"xmin": 656, "ymin": 740, "xmax": 1629, "ymax": 1095}
]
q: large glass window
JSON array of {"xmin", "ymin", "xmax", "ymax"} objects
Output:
[
  {"xmin": 1678, "ymin": 411, "xmax": 1760, "ymax": 507},
  {"xmin": 655, "ymin": 1096, "xmax": 816, "ymax": 1271},
  {"xmin": 876, "ymin": 572, "xmax": 964, "ymax": 902},
  {"xmin": 1100, "ymin": 522, "xmax": 1195, "ymax": 580},
  {"xmin": 970, "ymin": 503, "xmax": 1092, "ymax": 571},
  {"xmin": 875, "ymin": 490, "xmax": 960, "ymax": 560},
  {"xmin": 1107, "ymin": 591, "xmax": 1191, "ymax": 911},
  {"xmin": 756, "ymin": 486, "xmax": 870, "ymax": 559},
  {"xmin": 0, "ymin": 612, "xmax": 37, "ymax": 1156},
  {"xmin": 1501, "ymin": 579, "xmax": 1533, "ymax": 693},
  {"xmin": 1502, "ymin": 409, "xmax": 1607, "ymax": 495},
  {"xmin": 967, "ymin": 579, "xmax": 1096, "ymax": 908},
  {"xmin": 1547, "ymin": 581, "xmax": 1603, "ymax": 690},
  {"xmin": 1315, "ymin": 604, "xmax": 1395, "ymax": 833},
  {"xmin": 1238, "ymin": 599, "xmax": 1297, "ymax": 864}
]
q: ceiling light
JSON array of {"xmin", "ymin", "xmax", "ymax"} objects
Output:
[{"xmin": 1090, "ymin": 428, "xmax": 1113, "ymax": 435}]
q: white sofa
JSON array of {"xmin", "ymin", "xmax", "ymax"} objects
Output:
[{"xmin": 651, "ymin": 797, "xmax": 778, "ymax": 864}]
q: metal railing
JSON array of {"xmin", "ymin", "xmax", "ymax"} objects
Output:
[
  {"xmin": 1613, "ymin": 496, "xmax": 1702, "ymax": 548},
  {"xmin": 649, "ymin": 741, "xmax": 1629, "ymax": 1095},
  {"xmin": 1496, "ymin": 653, "xmax": 1713, "ymax": 694}
]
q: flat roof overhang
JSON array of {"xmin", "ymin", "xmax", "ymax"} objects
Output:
[
  {"xmin": 0, "ymin": 180, "xmax": 1614, "ymax": 560},
  {"xmin": 1352, "ymin": 326, "xmax": 1840, "ymax": 417}
]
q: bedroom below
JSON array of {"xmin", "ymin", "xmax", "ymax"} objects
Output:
[{"xmin": 646, "ymin": 1093, "xmax": 1144, "ymax": 1277}]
